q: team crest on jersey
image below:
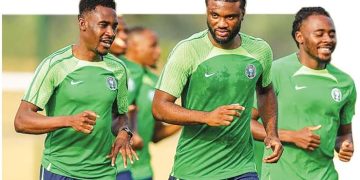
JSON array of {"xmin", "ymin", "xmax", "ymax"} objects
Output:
[
  {"xmin": 106, "ymin": 76, "xmax": 117, "ymax": 90},
  {"xmin": 245, "ymin": 64, "xmax": 256, "ymax": 79},
  {"xmin": 331, "ymin": 88, "xmax": 342, "ymax": 102}
]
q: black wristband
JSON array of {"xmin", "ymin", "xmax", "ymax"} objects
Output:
[{"xmin": 120, "ymin": 127, "xmax": 133, "ymax": 138}]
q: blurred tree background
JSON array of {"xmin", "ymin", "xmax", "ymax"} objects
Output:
[{"xmin": 3, "ymin": 14, "xmax": 297, "ymax": 72}]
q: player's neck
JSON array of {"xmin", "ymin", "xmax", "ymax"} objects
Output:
[
  {"xmin": 72, "ymin": 44, "xmax": 103, "ymax": 62},
  {"xmin": 297, "ymin": 51, "xmax": 327, "ymax": 70}
]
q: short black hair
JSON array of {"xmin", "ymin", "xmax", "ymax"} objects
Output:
[
  {"xmin": 292, "ymin": 7, "xmax": 331, "ymax": 47},
  {"xmin": 78, "ymin": 0, "xmax": 116, "ymax": 18},
  {"xmin": 205, "ymin": 0, "xmax": 246, "ymax": 11}
]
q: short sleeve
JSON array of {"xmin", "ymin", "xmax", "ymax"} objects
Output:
[
  {"xmin": 340, "ymin": 82, "xmax": 357, "ymax": 125},
  {"xmin": 23, "ymin": 59, "xmax": 55, "ymax": 110},
  {"xmin": 116, "ymin": 66, "xmax": 129, "ymax": 114},
  {"xmin": 156, "ymin": 42, "xmax": 195, "ymax": 98},
  {"xmin": 259, "ymin": 41, "xmax": 273, "ymax": 88},
  {"xmin": 243, "ymin": 36, "xmax": 274, "ymax": 88}
]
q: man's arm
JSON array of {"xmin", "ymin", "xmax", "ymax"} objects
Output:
[
  {"xmin": 251, "ymin": 107, "xmax": 321, "ymax": 151},
  {"xmin": 152, "ymin": 122, "xmax": 181, "ymax": 143},
  {"xmin": 127, "ymin": 105, "xmax": 144, "ymax": 150},
  {"xmin": 250, "ymin": 107, "xmax": 266, "ymax": 140},
  {"xmin": 256, "ymin": 83, "xmax": 283, "ymax": 163},
  {"xmin": 336, "ymin": 123, "xmax": 354, "ymax": 162},
  {"xmin": 109, "ymin": 112, "xmax": 139, "ymax": 168},
  {"xmin": 127, "ymin": 105, "xmax": 138, "ymax": 131},
  {"xmin": 111, "ymin": 113, "xmax": 129, "ymax": 136},
  {"xmin": 14, "ymin": 101, "xmax": 97, "ymax": 134},
  {"xmin": 152, "ymin": 90, "xmax": 244, "ymax": 126},
  {"xmin": 114, "ymin": 104, "xmax": 143, "ymax": 150}
]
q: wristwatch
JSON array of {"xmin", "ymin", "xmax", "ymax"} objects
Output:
[{"xmin": 120, "ymin": 127, "xmax": 133, "ymax": 138}]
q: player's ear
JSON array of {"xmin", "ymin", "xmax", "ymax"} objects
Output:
[
  {"xmin": 295, "ymin": 31, "xmax": 304, "ymax": 45},
  {"xmin": 78, "ymin": 16, "xmax": 87, "ymax": 31}
]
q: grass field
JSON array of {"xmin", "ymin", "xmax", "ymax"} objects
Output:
[{"xmin": 2, "ymin": 91, "xmax": 179, "ymax": 180}]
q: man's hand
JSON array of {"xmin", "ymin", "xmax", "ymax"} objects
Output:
[
  {"xmin": 205, "ymin": 104, "xmax": 245, "ymax": 126},
  {"xmin": 338, "ymin": 140, "xmax": 354, "ymax": 162},
  {"xmin": 107, "ymin": 130, "xmax": 138, "ymax": 168},
  {"xmin": 292, "ymin": 125, "xmax": 321, "ymax": 151},
  {"xmin": 69, "ymin": 110, "xmax": 98, "ymax": 134},
  {"xmin": 263, "ymin": 135, "xmax": 283, "ymax": 163},
  {"xmin": 132, "ymin": 133, "xmax": 144, "ymax": 150}
]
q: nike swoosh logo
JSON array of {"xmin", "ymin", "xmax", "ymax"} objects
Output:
[
  {"xmin": 71, "ymin": 80, "xmax": 83, "ymax": 85},
  {"xmin": 205, "ymin": 73, "xmax": 216, "ymax": 78},
  {"xmin": 295, "ymin": 85, "xmax": 307, "ymax": 90}
]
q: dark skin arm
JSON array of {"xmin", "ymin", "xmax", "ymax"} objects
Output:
[
  {"xmin": 256, "ymin": 83, "xmax": 283, "ymax": 163},
  {"xmin": 152, "ymin": 122, "xmax": 181, "ymax": 143},
  {"xmin": 251, "ymin": 108, "xmax": 321, "ymax": 151},
  {"xmin": 335, "ymin": 124, "xmax": 354, "ymax": 162},
  {"xmin": 14, "ymin": 100, "xmax": 97, "ymax": 134},
  {"xmin": 250, "ymin": 108, "xmax": 266, "ymax": 140},
  {"xmin": 152, "ymin": 90, "xmax": 244, "ymax": 126},
  {"xmin": 127, "ymin": 105, "xmax": 138, "ymax": 131},
  {"xmin": 109, "ymin": 108, "xmax": 139, "ymax": 168},
  {"xmin": 15, "ymin": 100, "xmax": 138, "ymax": 168},
  {"xmin": 127, "ymin": 105, "xmax": 144, "ymax": 150}
]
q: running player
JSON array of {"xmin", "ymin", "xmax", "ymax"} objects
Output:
[
  {"xmin": 253, "ymin": 7, "xmax": 356, "ymax": 180},
  {"xmin": 14, "ymin": 0, "xmax": 136, "ymax": 179},
  {"xmin": 152, "ymin": 0, "xmax": 283, "ymax": 179}
]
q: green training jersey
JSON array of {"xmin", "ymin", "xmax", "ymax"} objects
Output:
[
  {"xmin": 23, "ymin": 45, "xmax": 129, "ymax": 179},
  {"xmin": 121, "ymin": 56, "xmax": 145, "ymax": 105},
  {"xmin": 261, "ymin": 53, "xmax": 357, "ymax": 180},
  {"xmin": 156, "ymin": 30, "xmax": 273, "ymax": 179},
  {"xmin": 131, "ymin": 68, "xmax": 158, "ymax": 180}
]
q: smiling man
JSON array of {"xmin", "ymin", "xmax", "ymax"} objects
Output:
[
  {"xmin": 14, "ymin": 0, "xmax": 137, "ymax": 179},
  {"xmin": 252, "ymin": 7, "xmax": 356, "ymax": 180},
  {"xmin": 152, "ymin": 0, "xmax": 283, "ymax": 179}
]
